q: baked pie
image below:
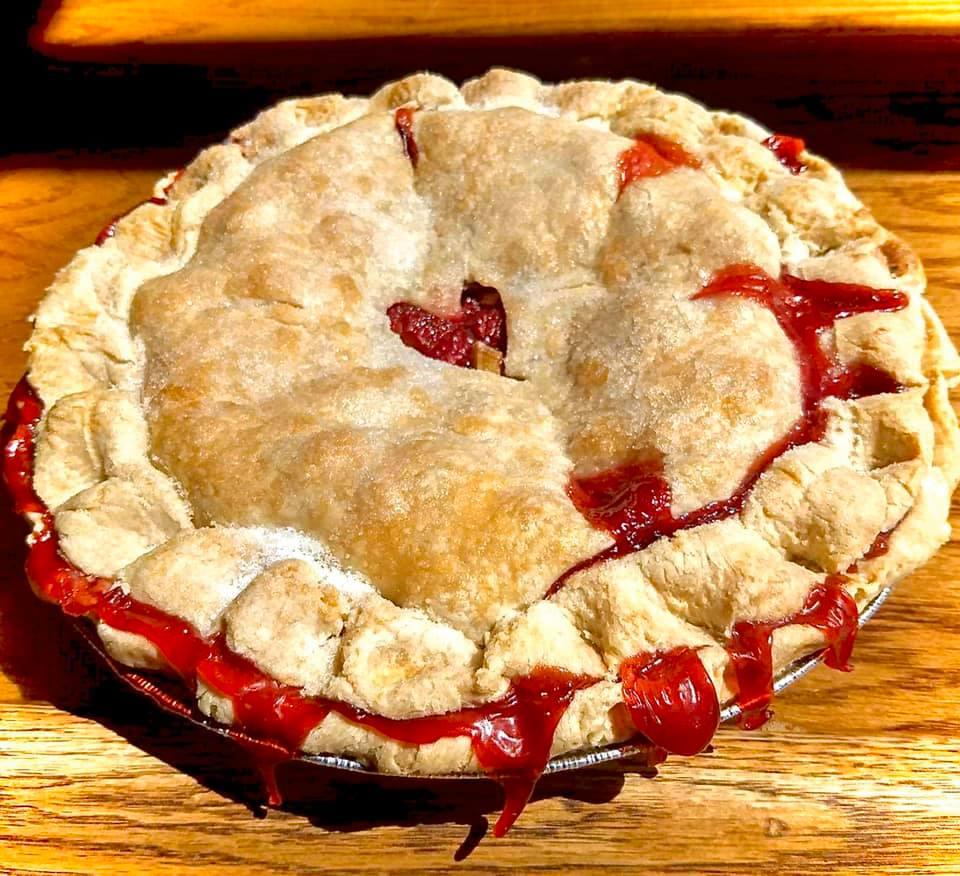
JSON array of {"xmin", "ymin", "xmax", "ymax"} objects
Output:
[{"xmin": 5, "ymin": 69, "xmax": 959, "ymax": 835}]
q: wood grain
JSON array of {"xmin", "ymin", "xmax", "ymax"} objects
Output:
[
  {"xmin": 2, "ymin": 156, "xmax": 960, "ymax": 874},
  {"xmin": 35, "ymin": 0, "xmax": 960, "ymax": 47}
]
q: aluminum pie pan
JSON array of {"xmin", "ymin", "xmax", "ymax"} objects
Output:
[{"xmin": 77, "ymin": 580, "xmax": 895, "ymax": 780}]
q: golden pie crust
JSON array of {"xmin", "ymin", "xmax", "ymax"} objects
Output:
[{"xmin": 21, "ymin": 69, "xmax": 960, "ymax": 775}]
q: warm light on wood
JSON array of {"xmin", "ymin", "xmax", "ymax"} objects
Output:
[{"xmin": 36, "ymin": 0, "xmax": 960, "ymax": 49}]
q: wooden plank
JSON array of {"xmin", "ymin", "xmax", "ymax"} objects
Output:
[
  {"xmin": 0, "ymin": 161, "xmax": 164, "ymax": 393},
  {"xmin": 35, "ymin": 0, "xmax": 960, "ymax": 47},
  {"xmin": 2, "ymin": 707, "xmax": 959, "ymax": 873},
  {"xmin": 2, "ymin": 156, "xmax": 960, "ymax": 872}
]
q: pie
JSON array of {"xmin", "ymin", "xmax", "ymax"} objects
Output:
[{"xmin": 5, "ymin": 68, "xmax": 960, "ymax": 836}]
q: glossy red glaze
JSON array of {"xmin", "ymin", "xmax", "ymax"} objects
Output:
[
  {"xmin": 471, "ymin": 670, "xmax": 597, "ymax": 836},
  {"xmin": 560, "ymin": 265, "xmax": 906, "ymax": 574},
  {"xmin": 3, "ymin": 377, "xmax": 45, "ymax": 514},
  {"xmin": 2, "ymin": 254, "xmax": 906, "ymax": 828},
  {"xmin": 847, "ymin": 525, "xmax": 897, "ymax": 574},
  {"xmin": 725, "ymin": 619, "xmax": 774, "ymax": 731},
  {"xmin": 617, "ymin": 133, "xmax": 700, "ymax": 195},
  {"xmin": 619, "ymin": 647, "xmax": 719, "ymax": 756},
  {"xmin": 395, "ymin": 107, "xmax": 419, "ymax": 167},
  {"xmin": 387, "ymin": 283, "xmax": 507, "ymax": 370},
  {"xmin": 335, "ymin": 668, "xmax": 596, "ymax": 836},
  {"xmin": 558, "ymin": 264, "xmax": 903, "ymax": 739},
  {"xmin": 2, "ymin": 379, "xmax": 597, "ymax": 834},
  {"xmin": 197, "ymin": 640, "xmax": 332, "ymax": 751},
  {"xmin": 101, "ymin": 636, "xmax": 301, "ymax": 807},
  {"xmin": 863, "ymin": 528, "xmax": 894, "ymax": 561},
  {"xmin": 695, "ymin": 265, "xmax": 907, "ymax": 408},
  {"xmin": 550, "ymin": 418, "xmax": 809, "ymax": 596},
  {"xmin": 101, "ymin": 590, "xmax": 212, "ymax": 679},
  {"xmin": 564, "ymin": 435, "xmax": 796, "ymax": 569},
  {"xmin": 567, "ymin": 460, "xmax": 670, "ymax": 552},
  {"xmin": 25, "ymin": 514, "xmax": 110, "ymax": 616},
  {"xmin": 95, "ymin": 220, "xmax": 119, "ymax": 246},
  {"xmin": 763, "ymin": 133, "xmax": 807, "ymax": 174},
  {"xmin": 729, "ymin": 576, "xmax": 859, "ymax": 729}
]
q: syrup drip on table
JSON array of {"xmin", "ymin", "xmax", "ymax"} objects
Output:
[
  {"xmin": 4, "ymin": 376, "xmax": 607, "ymax": 835},
  {"xmin": 763, "ymin": 133, "xmax": 807, "ymax": 174},
  {"xmin": 387, "ymin": 284, "xmax": 507, "ymax": 372},
  {"xmin": 617, "ymin": 133, "xmax": 700, "ymax": 195}
]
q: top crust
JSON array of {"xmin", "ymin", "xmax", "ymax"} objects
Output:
[{"xmin": 23, "ymin": 69, "xmax": 960, "ymax": 774}]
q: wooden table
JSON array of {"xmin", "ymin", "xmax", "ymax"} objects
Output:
[
  {"xmin": 34, "ymin": 0, "xmax": 960, "ymax": 46},
  {"xmin": 2, "ymin": 149, "xmax": 960, "ymax": 876},
  {"xmin": 5, "ymin": 4, "xmax": 960, "ymax": 868}
]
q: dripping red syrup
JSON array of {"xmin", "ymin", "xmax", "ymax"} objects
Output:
[
  {"xmin": 728, "ymin": 576, "xmax": 858, "ymax": 730},
  {"xmin": 617, "ymin": 132, "xmax": 700, "ymax": 196},
  {"xmin": 554, "ymin": 264, "xmax": 906, "ymax": 730},
  {"xmin": 332, "ymin": 667, "xmax": 597, "ymax": 836},
  {"xmin": 387, "ymin": 283, "xmax": 507, "ymax": 372},
  {"xmin": 1, "ymin": 259, "xmax": 907, "ymax": 823},
  {"xmin": 763, "ymin": 133, "xmax": 807, "ymax": 175},
  {"xmin": 395, "ymin": 107, "xmax": 419, "ymax": 167},
  {"xmin": 556, "ymin": 264, "xmax": 907, "ymax": 577},
  {"xmin": 619, "ymin": 647, "xmax": 719, "ymax": 756},
  {"xmin": 3, "ymin": 378, "xmax": 609, "ymax": 836},
  {"xmin": 70, "ymin": 614, "xmax": 292, "ymax": 803}
]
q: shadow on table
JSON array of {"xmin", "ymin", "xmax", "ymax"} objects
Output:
[{"xmin": 0, "ymin": 488, "xmax": 635, "ymax": 855}]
